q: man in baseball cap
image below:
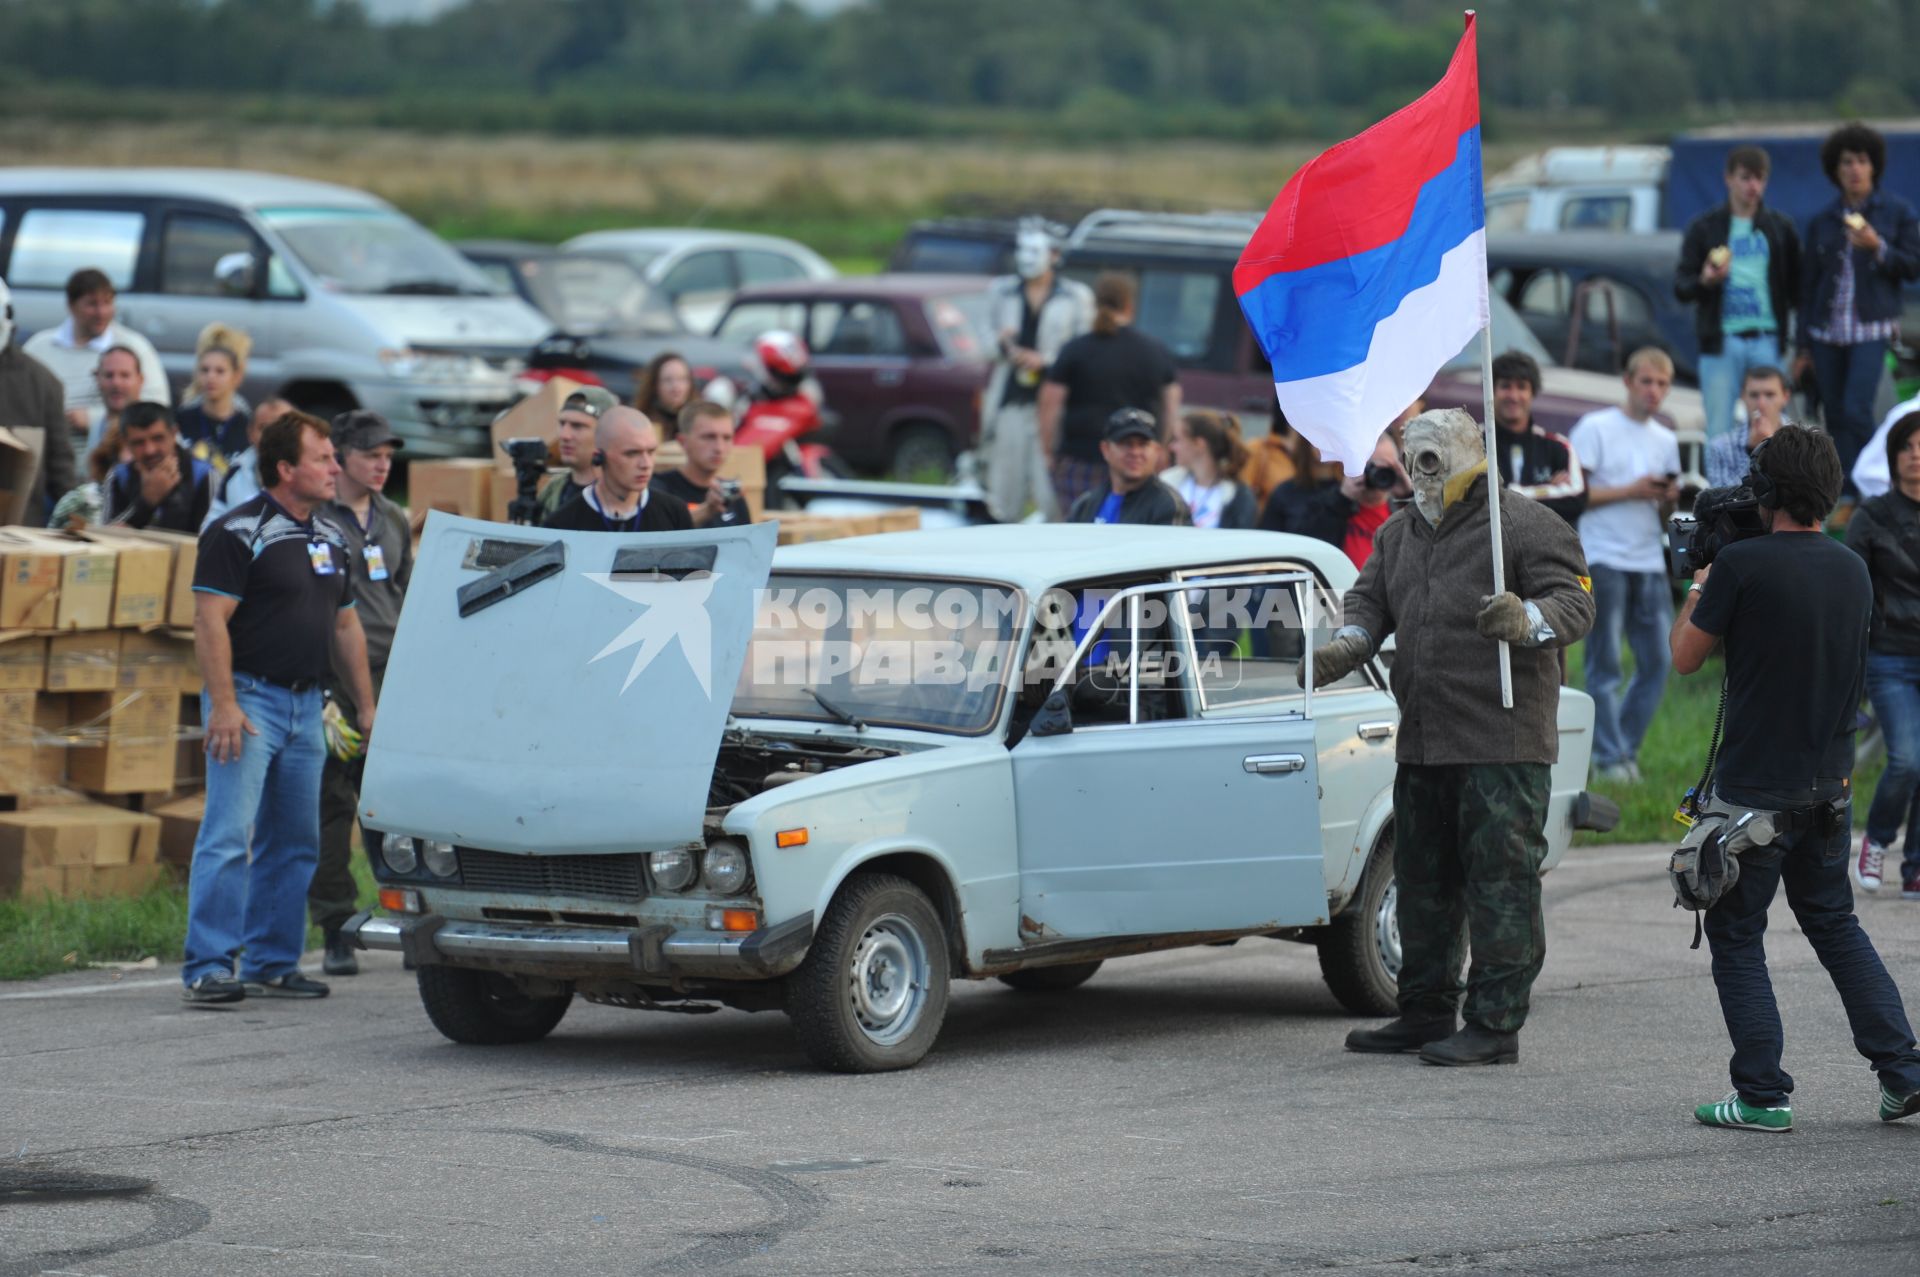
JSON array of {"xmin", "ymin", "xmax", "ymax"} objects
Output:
[
  {"xmin": 1064, "ymin": 408, "xmax": 1190, "ymax": 526},
  {"xmin": 538, "ymin": 385, "xmax": 618, "ymax": 521}
]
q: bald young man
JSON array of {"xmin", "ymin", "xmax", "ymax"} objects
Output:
[{"xmin": 542, "ymin": 406, "xmax": 693, "ymax": 533}]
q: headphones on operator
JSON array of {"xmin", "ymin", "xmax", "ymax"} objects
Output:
[{"xmin": 592, "ymin": 449, "xmax": 606, "ymax": 467}]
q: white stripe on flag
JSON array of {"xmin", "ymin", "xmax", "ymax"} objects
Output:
[{"xmin": 1270, "ymin": 228, "xmax": 1490, "ymax": 475}]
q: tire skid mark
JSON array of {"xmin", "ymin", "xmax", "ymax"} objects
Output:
[
  {"xmin": 0, "ymin": 1169, "xmax": 211, "ymax": 1277},
  {"xmin": 500, "ymin": 1127, "xmax": 826, "ymax": 1271}
]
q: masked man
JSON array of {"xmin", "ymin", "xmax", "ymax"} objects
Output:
[
  {"xmin": 1310, "ymin": 409, "xmax": 1595, "ymax": 1066},
  {"xmin": 980, "ymin": 219, "xmax": 1094, "ymax": 522}
]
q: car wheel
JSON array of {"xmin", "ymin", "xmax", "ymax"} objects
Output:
[
  {"xmin": 786, "ymin": 873, "xmax": 950, "ymax": 1072},
  {"xmin": 889, "ymin": 422, "xmax": 956, "ymax": 482},
  {"xmin": 1316, "ymin": 830, "xmax": 1400, "ymax": 1016},
  {"xmin": 416, "ymin": 966, "xmax": 573, "ymax": 1045},
  {"xmin": 997, "ymin": 960, "xmax": 1103, "ymax": 992}
]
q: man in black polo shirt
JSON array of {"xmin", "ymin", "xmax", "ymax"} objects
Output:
[
  {"xmin": 180, "ymin": 410, "xmax": 377, "ymax": 1004},
  {"xmin": 544, "ymin": 406, "xmax": 694, "ymax": 533},
  {"xmin": 651, "ymin": 399, "xmax": 750, "ymax": 527}
]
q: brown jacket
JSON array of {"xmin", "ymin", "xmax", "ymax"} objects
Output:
[{"xmin": 1342, "ymin": 475, "xmax": 1594, "ymax": 766}]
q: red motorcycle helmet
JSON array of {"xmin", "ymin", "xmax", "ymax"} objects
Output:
[{"xmin": 754, "ymin": 329, "xmax": 810, "ymax": 380}]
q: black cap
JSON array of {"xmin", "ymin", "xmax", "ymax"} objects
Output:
[
  {"xmin": 1103, "ymin": 407, "xmax": 1159, "ymax": 443},
  {"xmin": 332, "ymin": 410, "xmax": 403, "ymax": 453}
]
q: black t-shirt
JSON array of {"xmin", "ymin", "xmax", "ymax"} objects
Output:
[
  {"xmin": 194, "ymin": 493, "xmax": 356, "ymax": 685},
  {"xmin": 1045, "ymin": 326, "xmax": 1178, "ymax": 461},
  {"xmin": 1689, "ymin": 533, "xmax": 1870, "ymax": 794},
  {"xmin": 176, "ymin": 404, "xmax": 251, "ymax": 460},
  {"xmin": 1002, "ymin": 291, "xmax": 1044, "ymax": 407},
  {"xmin": 650, "ymin": 469, "xmax": 750, "ymax": 526},
  {"xmin": 543, "ymin": 486, "xmax": 695, "ymax": 533}
]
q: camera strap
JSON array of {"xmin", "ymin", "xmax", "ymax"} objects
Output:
[{"xmin": 1681, "ymin": 676, "xmax": 1731, "ymax": 824}]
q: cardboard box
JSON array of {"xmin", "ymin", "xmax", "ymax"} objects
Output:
[
  {"xmin": 80, "ymin": 532, "xmax": 171, "ymax": 627},
  {"xmin": 0, "ymin": 803, "xmax": 162, "ymax": 897},
  {"xmin": 0, "ymin": 530, "xmax": 116, "ymax": 630},
  {"xmin": 0, "ymin": 689, "xmax": 61, "ymax": 798},
  {"xmin": 174, "ymin": 695, "xmax": 204, "ymax": 787},
  {"xmin": 0, "ymin": 633, "xmax": 46, "ymax": 690},
  {"xmin": 115, "ymin": 630, "xmax": 198, "ymax": 693},
  {"xmin": 150, "ymin": 791, "xmax": 204, "ymax": 869},
  {"xmin": 63, "ymin": 689, "xmax": 179, "ymax": 795},
  {"xmin": 409, "ymin": 460, "xmax": 495, "ymax": 521},
  {"xmin": 0, "ymin": 530, "xmax": 66, "ymax": 629},
  {"xmin": 46, "ymin": 631, "xmax": 120, "ymax": 692},
  {"xmin": 0, "ymin": 428, "xmax": 46, "ymax": 527}
]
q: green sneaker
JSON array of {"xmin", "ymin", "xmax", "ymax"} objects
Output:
[
  {"xmin": 1880, "ymin": 1084, "xmax": 1920, "ymax": 1123},
  {"xmin": 1694, "ymin": 1091, "xmax": 1793, "ymax": 1133}
]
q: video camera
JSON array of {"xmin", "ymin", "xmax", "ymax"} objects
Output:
[
  {"xmin": 501, "ymin": 437, "xmax": 551, "ymax": 526},
  {"xmin": 1668, "ymin": 482, "xmax": 1766, "ymax": 575}
]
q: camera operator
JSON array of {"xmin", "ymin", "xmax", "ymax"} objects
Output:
[
  {"xmin": 1669, "ymin": 424, "xmax": 1920, "ymax": 1131},
  {"xmin": 535, "ymin": 386, "xmax": 616, "ymax": 522},
  {"xmin": 542, "ymin": 406, "xmax": 693, "ymax": 533},
  {"xmin": 652, "ymin": 400, "xmax": 749, "ymax": 527}
]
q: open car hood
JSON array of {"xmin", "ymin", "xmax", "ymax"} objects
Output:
[{"xmin": 361, "ymin": 514, "xmax": 776, "ymax": 854}]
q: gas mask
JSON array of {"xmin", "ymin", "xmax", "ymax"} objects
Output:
[
  {"xmin": 1013, "ymin": 225, "xmax": 1055, "ymax": 281},
  {"xmin": 0, "ymin": 278, "xmax": 12, "ymax": 350},
  {"xmin": 1402, "ymin": 407, "xmax": 1486, "ymax": 527}
]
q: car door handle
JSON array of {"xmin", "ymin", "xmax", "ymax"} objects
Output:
[
  {"xmin": 1357, "ymin": 721, "xmax": 1395, "ymax": 741},
  {"xmin": 1243, "ymin": 753, "xmax": 1306, "ymax": 775}
]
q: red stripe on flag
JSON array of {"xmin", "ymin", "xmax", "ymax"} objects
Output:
[{"xmin": 1234, "ymin": 13, "xmax": 1480, "ymax": 295}]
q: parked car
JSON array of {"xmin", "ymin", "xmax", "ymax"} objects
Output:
[
  {"xmin": 458, "ymin": 239, "xmax": 754, "ymax": 406},
  {"xmin": 888, "ymin": 216, "xmax": 1021, "ymax": 275},
  {"xmin": 712, "ymin": 274, "xmax": 995, "ymax": 479},
  {"xmin": 0, "ymin": 168, "xmax": 553, "ymax": 456},
  {"xmin": 1059, "ymin": 208, "xmax": 1708, "ymax": 445},
  {"xmin": 560, "ymin": 229, "xmax": 835, "ymax": 335},
  {"xmin": 347, "ymin": 519, "xmax": 1604, "ymax": 1072},
  {"xmin": 1487, "ymin": 231, "xmax": 1700, "ymax": 385}
]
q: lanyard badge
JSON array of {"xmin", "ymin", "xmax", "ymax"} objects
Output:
[
  {"xmin": 363, "ymin": 543, "xmax": 389, "ymax": 581},
  {"xmin": 308, "ymin": 541, "xmax": 336, "ymax": 576}
]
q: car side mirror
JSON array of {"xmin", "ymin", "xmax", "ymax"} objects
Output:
[
  {"xmin": 1028, "ymin": 687, "xmax": 1074, "ymax": 738},
  {"xmin": 214, "ymin": 252, "xmax": 256, "ymax": 298}
]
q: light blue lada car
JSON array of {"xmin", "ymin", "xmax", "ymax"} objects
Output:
[{"xmin": 347, "ymin": 516, "xmax": 1606, "ymax": 1072}]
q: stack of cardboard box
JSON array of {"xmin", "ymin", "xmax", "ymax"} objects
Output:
[{"xmin": 0, "ymin": 525, "xmax": 201, "ymax": 900}]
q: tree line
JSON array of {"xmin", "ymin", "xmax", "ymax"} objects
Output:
[{"xmin": 0, "ymin": 0, "xmax": 1911, "ymax": 141}]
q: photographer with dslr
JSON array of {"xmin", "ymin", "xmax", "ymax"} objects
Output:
[
  {"xmin": 1260, "ymin": 431, "xmax": 1407, "ymax": 570},
  {"xmin": 1670, "ymin": 424, "xmax": 1920, "ymax": 1131}
]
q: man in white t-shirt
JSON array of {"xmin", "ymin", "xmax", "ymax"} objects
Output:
[
  {"xmin": 1568, "ymin": 347, "xmax": 1682, "ymax": 783},
  {"xmin": 20, "ymin": 268, "xmax": 170, "ymax": 422}
]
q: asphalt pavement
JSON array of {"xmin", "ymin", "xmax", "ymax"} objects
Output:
[{"xmin": 2, "ymin": 843, "xmax": 1918, "ymax": 1276}]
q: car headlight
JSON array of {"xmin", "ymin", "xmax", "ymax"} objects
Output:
[
  {"xmin": 649, "ymin": 848, "xmax": 697, "ymax": 892},
  {"xmin": 701, "ymin": 840, "xmax": 750, "ymax": 895},
  {"xmin": 377, "ymin": 346, "xmax": 419, "ymax": 378},
  {"xmin": 422, "ymin": 839, "xmax": 458, "ymax": 878},
  {"xmin": 380, "ymin": 832, "xmax": 418, "ymax": 875}
]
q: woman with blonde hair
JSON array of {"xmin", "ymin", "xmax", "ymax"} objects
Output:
[
  {"xmin": 177, "ymin": 322, "xmax": 252, "ymax": 461},
  {"xmin": 1161, "ymin": 409, "xmax": 1257, "ymax": 529}
]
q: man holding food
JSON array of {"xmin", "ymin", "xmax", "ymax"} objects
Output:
[{"xmin": 1675, "ymin": 145, "xmax": 1799, "ymax": 448}]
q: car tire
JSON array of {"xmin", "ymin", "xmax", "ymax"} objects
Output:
[
  {"xmin": 1316, "ymin": 830, "xmax": 1400, "ymax": 1017},
  {"xmin": 416, "ymin": 966, "xmax": 573, "ymax": 1045},
  {"xmin": 889, "ymin": 422, "xmax": 956, "ymax": 482},
  {"xmin": 996, "ymin": 960, "xmax": 1103, "ymax": 992},
  {"xmin": 785, "ymin": 873, "xmax": 950, "ymax": 1073}
]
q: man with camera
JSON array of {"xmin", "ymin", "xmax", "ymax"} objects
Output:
[
  {"xmin": 534, "ymin": 386, "xmax": 616, "ymax": 522},
  {"xmin": 652, "ymin": 400, "xmax": 749, "ymax": 527},
  {"xmin": 543, "ymin": 406, "xmax": 693, "ymax": 533},
  {"xmin": 1670, "ymin": 424, "xmax": 1920, "ymax": 1131}
]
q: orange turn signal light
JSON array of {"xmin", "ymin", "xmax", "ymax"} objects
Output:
[
  {"xmin": 378, "ymin": 887, "xmax": 421, "ymax": 914},
  {"xmin": 718, "ymin": 908, "xmax": 759, "ymax": 933},
  {"xmin": 775, "ymin": 828, "xmax": 808, "ymax": 848}
]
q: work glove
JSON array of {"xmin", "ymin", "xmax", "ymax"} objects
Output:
[
  {"xmin": 323, "ymin": 699, "xmax": 366, "ymax": 762},
  {"xmin": 1476, "ymin": 592, "xmax": 1535, "ymax": 644},
  {"xmin": 1301, "ymin": 628, "xmax": 1373, "ymax": 688}
]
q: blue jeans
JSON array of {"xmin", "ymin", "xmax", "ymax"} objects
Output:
[
  {"xmin": 1585, "ymin": 565, "xmax": 1671, "ymax": 768},
  {"xmin": 1864, "ymin": 650, "xmax": 1920, "ymax": 879},
  {"xmin": 1698, "ymin": 332, "xmax": 1782, "ymax": 445},
  {"xmin": 1809, "ymin": 338, "xmax": 1889, "ymax": 498},
  {"xmin": 182, "ymin": 676, "xmax": 326, "ymax": 985},
  {"xmin": 1704, "ymin": 805, "xmax": 1920, "ymax": 1106}
]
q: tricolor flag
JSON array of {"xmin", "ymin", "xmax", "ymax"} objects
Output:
[{"xmin": 1234, "ymin": 14, "xmax": 1487, "ymax": 474}]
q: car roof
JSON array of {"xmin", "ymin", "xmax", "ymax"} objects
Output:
[
  {"xmin": 1486, "ymin": 231, "xmax": 1685, "ymax": 272},
  {"xmin": 456, "ymin": 238, "xmax": 564, "ymax": 258},
  {"xmin": 771, "ymin": 524, "xmax": 1356, "ymax": 596},
  {"xmin": 563, "ymin": 228, "xmax": 818, "ymax": 254},
  {"xmin": 730, "ymin": 274, "xmax": 988, "ymax": 302},
  {"xmin": 0, "ymin": 167, "xmax": 391, "ymax": 210}
]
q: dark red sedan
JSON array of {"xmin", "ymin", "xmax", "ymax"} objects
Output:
[{"xmin": 713, "ymin": 275, "xmax": 993, "ymax": 480}]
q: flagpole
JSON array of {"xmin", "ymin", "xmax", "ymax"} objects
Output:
[{"xmin": 1480, "ymin": 321, "xmax": 1514, "ymax": 710}]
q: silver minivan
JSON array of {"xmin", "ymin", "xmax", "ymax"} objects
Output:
[{"xmin": 0, "ymin": 168, "xmax": 554, "ymax": 455}]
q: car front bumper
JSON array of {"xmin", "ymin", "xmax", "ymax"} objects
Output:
[{"xmin": 341, "ymin": 910, "xmax": 814, "ymax": 980}]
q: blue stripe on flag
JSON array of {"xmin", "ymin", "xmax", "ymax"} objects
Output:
[{"xmin": 1239, "ymin": 125, "xmax": 1482, "ymax": 384}]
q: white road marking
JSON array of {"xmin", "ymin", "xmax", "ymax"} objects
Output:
[{"xmin": 0, "ymin": 977, "xmax": 179, "ymax": 1000}]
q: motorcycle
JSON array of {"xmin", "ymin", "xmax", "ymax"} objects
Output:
[{"xmin": 734, "ymin": 330, "xmax": 853, "ymax": 504}]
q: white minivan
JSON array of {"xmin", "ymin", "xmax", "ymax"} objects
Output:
[{"xmin": 0, "ymin": 168, "xmax": 553, "ymax": 455}]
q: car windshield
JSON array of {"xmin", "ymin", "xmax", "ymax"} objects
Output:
[
  {"xmin": 259, "ymin": 207, "xmax": 502, "ymax": 296},
  {"xmin": 730, "ymin": 574, "xmax": 1023, "ymax": 735},
  {"xmin": 537, "ymin": 255, "xmax": 682, "ymax": 335},
  {"xmin": 926, "ymin": 291, "xmax": 994, "ymax": 360},
  {"xmin": 1441, "ymin": 289, "xmax": 1554, "ymax": 371}
]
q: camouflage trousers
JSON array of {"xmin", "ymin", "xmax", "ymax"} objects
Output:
[{"xmin": 1393, "ymin": 762, "xmax": 1551, "ymax": 1034}]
